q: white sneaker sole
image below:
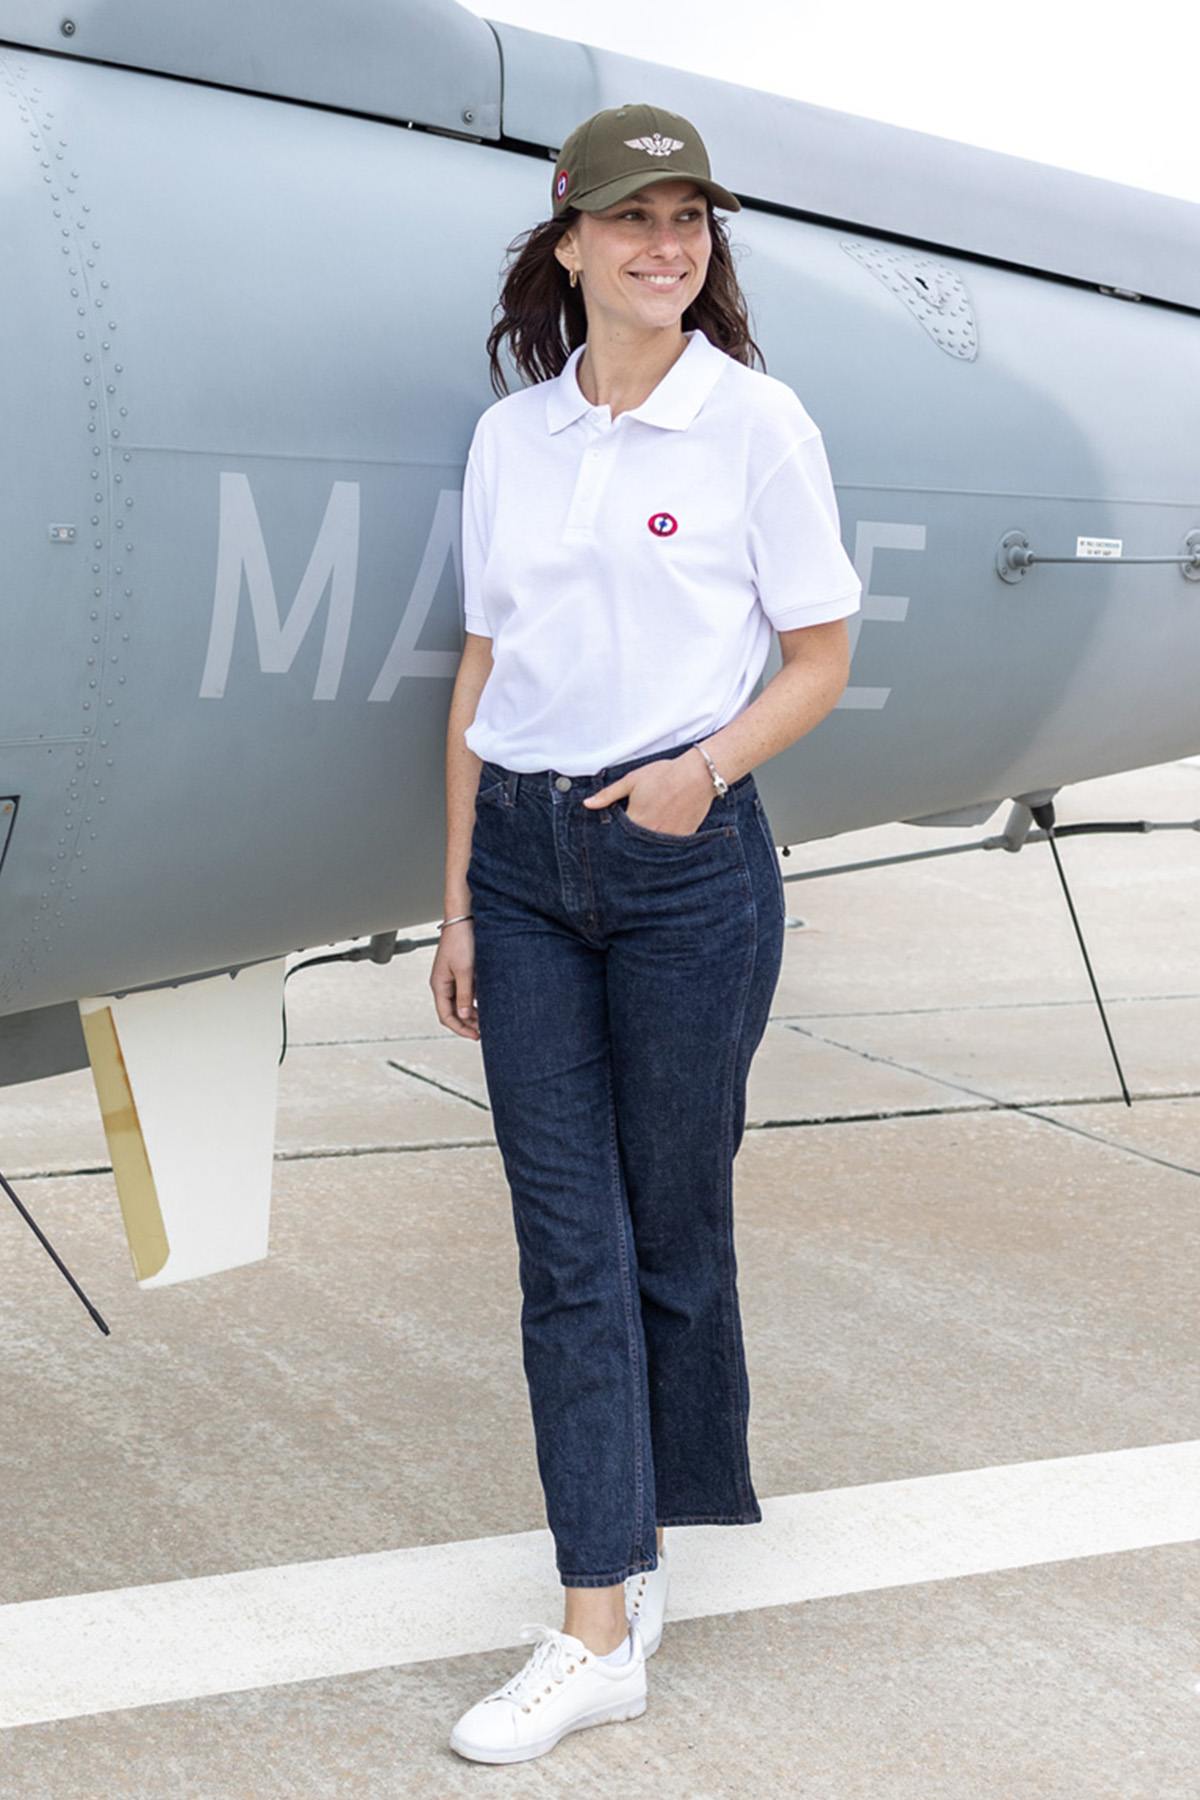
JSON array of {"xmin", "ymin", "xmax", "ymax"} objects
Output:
[{"xmin": 450, "ymin": 1692, "xmax": 647, "ymax": 1764}]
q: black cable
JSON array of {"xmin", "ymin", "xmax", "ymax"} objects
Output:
[
  {"xmin": 278, "ymin": 932, "xmax": 441, "ymax": 1065},
  {"xmin": 776, "ymin": 813, "xmax": 1200, "ymax": 884}
]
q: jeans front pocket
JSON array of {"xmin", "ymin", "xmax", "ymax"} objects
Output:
[
  {"xmin": 612, "ymin": 794, "xmax": 729, "ymax": 848},
  {"xmin": 475, "ymin": 761, "xmax": 514, "ymax": 809}
]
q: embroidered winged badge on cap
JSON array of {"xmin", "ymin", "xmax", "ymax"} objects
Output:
[{"xmin": 624, "ymin": 135, "xmax": 685, "ymax": 157}]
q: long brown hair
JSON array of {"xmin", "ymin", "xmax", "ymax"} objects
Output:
[{"xmin": 484, "ymin": 200, "xmax": 766, "ymax": 397}]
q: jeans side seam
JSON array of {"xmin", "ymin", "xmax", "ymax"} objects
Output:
[
  {"xmin": 753, "ymin": 795, "xmax": 787, "ymax": 920},
  {"xmin": 721, "ymin": 829, "xmax": 759, "ymax": 1517},
  {"xmin": 603, "ymin": 1054, "xmax": 647, "ymax": 1577}
]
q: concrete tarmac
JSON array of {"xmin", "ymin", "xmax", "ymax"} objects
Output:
[{"xmin": 2, "ymin": 758, "xmax": 1198, "ymax": 1796}]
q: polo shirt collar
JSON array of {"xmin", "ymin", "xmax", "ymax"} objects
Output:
[{"xmin": 545, "ymin": 328, "xmax": 728, "ymax": 435}]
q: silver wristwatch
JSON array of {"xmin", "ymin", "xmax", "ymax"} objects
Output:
[{"xmin": 694, "ymin": 743, "xmax": 729, "ymax": 796}]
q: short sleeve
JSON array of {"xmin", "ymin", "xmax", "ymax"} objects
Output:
[
  {"xmin": 747, "ymin": 431, "xmax": 862, "ymax": 630},
  {"xmin": 460, "ymin": 439, "xmax": 492, "ymax": 638}
]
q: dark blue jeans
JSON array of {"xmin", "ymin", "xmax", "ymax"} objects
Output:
[{"xmin": 466, "ymin": 738, "xmax": 786, "ymax": 1588}]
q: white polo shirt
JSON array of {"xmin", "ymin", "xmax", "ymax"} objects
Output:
[{"xmin": 459, "ymin": 325, "xmax": 861, "ymax": 774}]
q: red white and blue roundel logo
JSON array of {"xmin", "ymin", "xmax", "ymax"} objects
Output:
[
  {"xmin": 555, "ymin": 170, "xmax": 569, "ymax": 200},
  {"xmin": 648, "ymin": 511, "xmax": 678, "ymax": 536}
]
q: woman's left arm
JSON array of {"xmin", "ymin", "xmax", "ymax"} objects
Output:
[
  {"xmin": 581, "ymin": 620, "xmax": 852, "ymax": 831},
  {"xmin": 695, "ymin": 617, "xmax": 853, "ymax": 785}
]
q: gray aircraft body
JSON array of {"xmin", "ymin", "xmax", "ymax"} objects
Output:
[{"xmin": 2, "ymin": 0, "xmax": 1198, "ymax": 1286}]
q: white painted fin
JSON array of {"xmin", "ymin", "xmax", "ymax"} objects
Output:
[{"xmin": 77, "ymin": 958, "xmax": 286, "ymax": 1287}]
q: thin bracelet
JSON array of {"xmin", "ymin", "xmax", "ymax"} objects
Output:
[
  {"xmin": 693, "ymin": 743, "xmax": 730, "ymax": 795},
  {"xmin": 438, "ymin": 912, "xmax": 474, "ymax": 932}
]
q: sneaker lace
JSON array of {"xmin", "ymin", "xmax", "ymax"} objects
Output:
[{"xmin": 491, "ymin": 1623, "xmax": 583, "ymax": 1704}]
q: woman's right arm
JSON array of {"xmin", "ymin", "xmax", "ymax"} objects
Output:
[{"xmin": 429, "ymin": 630, "xmax": 494, "ymax": 1040}]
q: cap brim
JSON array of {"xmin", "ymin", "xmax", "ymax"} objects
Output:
[{"xmin": 567, "ymin": 170, "xmax": 741, "ymax": 214}]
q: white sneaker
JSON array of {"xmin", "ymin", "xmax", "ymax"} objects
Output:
[
  {"xmin": 624, "ymin": 1543, "xmax": 669, "ymax": 1656},
  {"xmin": 448, "ymin": 1620, "xmax": 647, "ymax": 1764}
]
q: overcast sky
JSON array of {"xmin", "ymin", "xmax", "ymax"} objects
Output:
[{"xmin": 465, "ymin": 0, "xmax": 1199, "ymax": 206}]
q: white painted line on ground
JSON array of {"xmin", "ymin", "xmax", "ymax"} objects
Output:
[{"xmin": 2, "ymin": 1439, "xmax": 1197, "ymax": 1729}]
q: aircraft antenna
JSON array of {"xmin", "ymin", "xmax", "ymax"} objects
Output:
[
  {"xmin": 0, "ymin": 1167, "xmax": 111, "ymax": 1335},
  {"xmin": 1027, "ymin": 799, "xmax": 1133, "ymax": 1107}
]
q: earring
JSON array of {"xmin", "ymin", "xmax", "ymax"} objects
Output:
[{"xmin": 570, "ymin": 267, "xmax": 578, "ymax": 288}]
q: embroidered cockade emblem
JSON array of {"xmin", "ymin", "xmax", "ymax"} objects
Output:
[
  {"xmin": 624, "ymin": 134, "xmax": 685, "ymax": 158},
  {"xmin": 648, "ymin": 512, "xmax": 679, "ymax": 536}
]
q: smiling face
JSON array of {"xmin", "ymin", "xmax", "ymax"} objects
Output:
[{"xmin": 555, "ymin": 178, "xmax": 713, "ymax": 330}]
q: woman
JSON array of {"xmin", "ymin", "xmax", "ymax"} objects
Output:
[{"xmin": 431, "ymin": 101, "xmax": 862, "ymax": 1764}]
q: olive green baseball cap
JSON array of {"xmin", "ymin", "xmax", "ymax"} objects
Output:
[{"xmin": 551, "ymin": 102, "xmax": 741, "ymax": 219}]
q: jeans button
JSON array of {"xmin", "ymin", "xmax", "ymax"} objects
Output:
[{"xmin": 554, "ymin": 775, "xmax": 572, "ymax": 791}]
